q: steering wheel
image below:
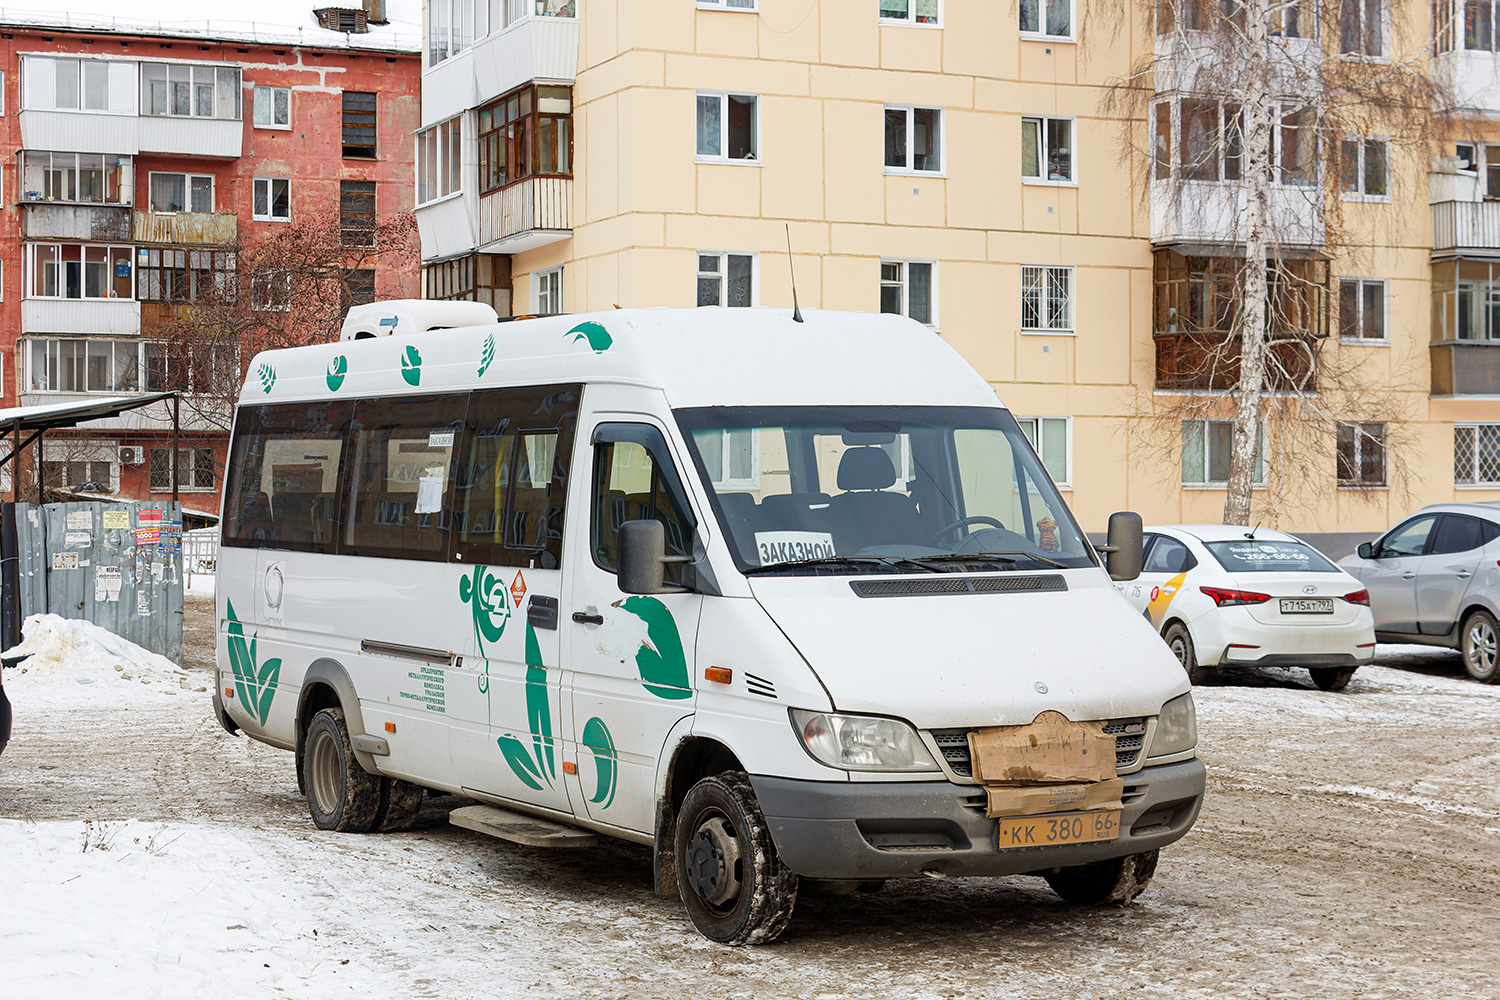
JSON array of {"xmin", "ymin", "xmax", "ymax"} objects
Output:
[{"xmin": 924, "ymin": 515, "xmax": 1007, "ymax": 546}]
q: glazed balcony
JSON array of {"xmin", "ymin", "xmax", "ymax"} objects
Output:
[{"xmin": 422, "ymin": 8, "xmax": 578, "ymax": 127}]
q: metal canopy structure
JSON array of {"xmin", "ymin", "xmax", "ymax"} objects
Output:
[{"xmin": 0, "ymin": 392, "xmax": 182, "ymax": 504}]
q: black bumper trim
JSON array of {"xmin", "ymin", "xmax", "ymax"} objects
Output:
[{"xmin": 1218, "ymin": 649, "xmax": 1373, "ymax": 668}]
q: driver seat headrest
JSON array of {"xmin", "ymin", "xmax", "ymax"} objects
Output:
[{"xmin": 837, "ymin": 447, "xmax": 897, "ymax": 491}]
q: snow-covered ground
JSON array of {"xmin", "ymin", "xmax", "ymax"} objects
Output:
[{"xmin": 2, "ymin": 603, "xmax": 1498, "ymax": 999}]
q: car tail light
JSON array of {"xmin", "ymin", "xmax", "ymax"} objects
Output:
[
  {"xmin": 1199, "ymin": 586, "xmax": 1271, "ymax": 607},
  {"xmin": 1343, "ymin": 589, "xmax": 1371, "ymax": 606}
]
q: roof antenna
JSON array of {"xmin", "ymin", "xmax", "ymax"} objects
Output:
[
  {"xmin": 786, "ymin": 224, "xmax": 804, "ymax": 323},
  {"xmin": 1245, "ymin": 522, "xmax": 1260, "ymax": 539}
]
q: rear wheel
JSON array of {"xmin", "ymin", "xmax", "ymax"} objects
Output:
[
  {"xmin": 305, "ymin": 707, "xmax": 382, "ymax": 832},
  {"xmin": 675, "ymin": 771, "xmax": 798, "ymax": 945},
  {"xmin": 1044, "ymin": 849, "xmax": 1160, "ymax": 905},
  {"xmin": 372, "ymin": 777, "xmax": 424, "ymax": 832},
  {"xmin": 1461, "ymin": 610, "xmax": 1500, "ymax": 683},
  {"xmin": 1163, "ymin": 623, "xmax": 1208, "ymax": 685},
  {"xmin": 1309, "ymin": 666, "xmax": 1357, "ymax": 692}
]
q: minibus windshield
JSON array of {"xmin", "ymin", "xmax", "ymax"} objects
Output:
[{"xmin": 675, "ymin": 406, "xmax": 1097, "ymax": 575}]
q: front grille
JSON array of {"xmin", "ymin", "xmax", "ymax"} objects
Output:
[
  {"xmin": 930, "ymin": 717, "xmax": 1149, "ymax": 780},
  {"xmin": 850, "ymin": 575, "xmax": 1067, "ymax": 598}
]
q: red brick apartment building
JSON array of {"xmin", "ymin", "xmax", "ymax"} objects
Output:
[{"xmin": 0, "ymin": 2, "xmax": 421, "ymax": 514}]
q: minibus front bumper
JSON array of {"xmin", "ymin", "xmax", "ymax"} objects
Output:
[{"xmin": 751, "ymin": 758, "xmax": 1205, "ymax": 880}]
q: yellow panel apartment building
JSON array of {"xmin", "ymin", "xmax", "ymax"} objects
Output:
[{"xmin": 414, "ymin": 0, "xmax": 1500, "ymax": 548}]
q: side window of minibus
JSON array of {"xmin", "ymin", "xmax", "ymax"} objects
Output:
[
  {"xmin": 592, "ymin": 425, "xmax": 695, "ymax": 585},
  {"xmin": 222, "ymin": 401, "xmax": 350, "ymax": 553},
  {"xmin": 454, "ymin": 385, "xmax": 580, "ymax": 569}
]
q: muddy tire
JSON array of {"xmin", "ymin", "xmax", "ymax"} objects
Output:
[
  {"xmin": 675, "ymin": 771, "xmax": 798, "ymax": 945},
  {"xmin": 1044, "ymin": 849, "xmax": 1160, "ymax": 905},
  {"xmin": 372, "ymin": 777, "xmax": 424, "ymax": 832},
  {"xmin": 1310, "ymin": 666, "xmax": 1357, "ymax": 692},
  {"xmin": 1460, "ymin": 609, "xmax": 1500, "ymax": 683},
  {"xmin": 304, "ymin": 707, "xmax": 381, "ymax": 832},
  {"xmin": 1163, "ymin": 623, "xmax": 1208, "ymax": 685}
]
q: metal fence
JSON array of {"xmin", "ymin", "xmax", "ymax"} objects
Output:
[{"xmin": 184, "ymin": 527, "xmax": 220, "ymax": 587}]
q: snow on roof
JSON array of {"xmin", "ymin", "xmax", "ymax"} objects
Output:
[{"xmin": 0, "ymin": 0, "xmax": 422, "ymax": 53}]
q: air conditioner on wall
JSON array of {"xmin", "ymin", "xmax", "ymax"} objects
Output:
[{"xmin": 118, "ymin": 446, "xmax": 144, "ymax": 466}]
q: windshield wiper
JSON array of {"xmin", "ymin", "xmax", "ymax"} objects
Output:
[
  {"xmin": 915, "ymin": 551, "xmax": 1069, "ymax": 570},
  {"xmin": 743, "ymin": 555, "xmax": 916, "ymax": 576}
]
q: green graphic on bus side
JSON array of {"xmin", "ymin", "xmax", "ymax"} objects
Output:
[
  {"xmin": 459, "ymin": 566, "xmax": 512, "ymax": 657},
  {"xmin": 478, "ymin": 333, "xmax": 496, "ymax": 376},
  {"xmin": 326, "ymin": 355, "xmax": 348, "ymax": 392},
  {"xmin": 617, "ymin": 596, "xmax": 692, "ymax": 700},
  {"xmin": 225, "ymin": 601, "xmax": 280, "ymax": 726},
  {"xmin": 400, "ymin": 344, "xmax": 422, "ymax": 386},
  {"xmin": 567, "ymin": 321, "xmax": 612, "ymax": 354},
  {"xmin": 580, "ymin": 716, "xmax": 617, "ymax": 807},
  {"xmin": 256, "ymin": 363, "xmax": 276, "ymax": 394},
  {"xmin": 498, "ymin": 621, "xmax": 557, "ymax": 791}
]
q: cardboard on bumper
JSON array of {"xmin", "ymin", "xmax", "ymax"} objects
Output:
[{"xmin": 968, "ymin": 711, "xmax": 1122, "ymax": 819}]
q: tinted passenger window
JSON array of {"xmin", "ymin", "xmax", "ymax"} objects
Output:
[
  {"xmin": 593, "ymin": 425, "xmax": 695, "ymax": 585},
  {"xmin": 453, "ymin": 385, "xmax": 579, "ymax": 569},
  {"xmin": 1144, "ymin": 536, "xmax": 1194, "ymax": 574},
  {"xmin": 343, "ymin": 394, "xmax": 467, "ymax": 561},
  {"xmin": 1380, "ymin": 516, "xmax": 1436, "ymax": 557},
  {"xmin": 222, "ymin": 401, "xmax": 350, "ymax": 552},
  {"xmin": 1431, "ymin": 515, "xmax": 1488, "ymax": 555}
]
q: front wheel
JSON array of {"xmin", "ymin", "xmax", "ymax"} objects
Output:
[
  {"xmin": 1044, "ymin": 849, "xmax": 1160, "ymax": 905},
  {"xmin": 1163, "ymin": 623, "xmax": 1208, "ymax": 685},
  {"xmin": 675, "ymin": 772, "xmax": 798, "ymax": 945},
  {"xmin": 1309, "ymin": 666, "xmax": 1357, "ymax": 692},
  {"xmin": 1461, "ymin": 610, "xmax": 1500, "ymax": 683}
]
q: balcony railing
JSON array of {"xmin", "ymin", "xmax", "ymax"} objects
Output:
[
  {"xmin": 133, "ymin": 211, "xmax": 238, "ymax": 245},
  {"xmin": 1155, "ymin": 330, "xmax": 1321, "ymax": 392},
  {"xmin": 478, "ymin": 177, "xmax": 572, "ymax": 252},
  {"xmin": 1432, "ymin": 201, "xmax": 1500, "ymax": 253},
  {"xmin": 20, "ymin": 203, "xmax": 133, "ymax": 242},
  {"xmin": 1431, "ymin": 341, "xmax": 1500, "ymax": 396}
]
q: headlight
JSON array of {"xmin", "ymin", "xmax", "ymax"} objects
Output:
[
  {"xmin": 1151, "ymin": 693, "xmax": 1197, "ymax": 757},
  {"xmin": 790, "ymin": 709, "xmax": 939, "ymax": 772}
]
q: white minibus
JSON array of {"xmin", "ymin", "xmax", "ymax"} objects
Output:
[{"xmin": 214, "ymin": 304, "xmax": 1204, "ymax": 944}]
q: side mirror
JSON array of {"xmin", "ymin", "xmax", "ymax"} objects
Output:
[
  {"xmin": 618, "ymin": 519, "xmax": 692, "ymax": 595},
  {"xmin": 1097, "ymin": 511, "xmax": 1144, "ymax": 582},
  {"xmin": 1357, "ymin": 541, "xmax": 1374, "ymax": 560}
]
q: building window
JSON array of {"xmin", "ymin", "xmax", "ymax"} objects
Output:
[
  {"xmin": 1337, "ymin": 422, "xmax": 1386, "ymax": 487},
  {"xmin": 693, "ymin": 429, "xmax": 761, "ymax": 490},
  {"xmin": 138, "ymin": 249, "xmax": 236, "ymax": 304},
  {"xmin": 696, "ymin": 92, "xmax": 759, "ymax": 162},
  {"xmin": 427, "ymin": 0, "xmax": 473, "ymax": 66},
  {"xmin": 1021, "ymin": 265, "xmax": 1074, "ymax": 332},
  {"xmin": 253, "ymin": 85, "xmax": 291, "ymax": 128},
  {"xmin": 536, "ymin": 267, "xmax": 563, "ymax": 315},
  {"xmin": 1182, "ymin": 419, "xmax": 1266, "ymax": 487},
  {"xmin": 1152, "ymin": 98, "xmax": 1243, "ymax": 182},
  {"xmin": 144, "ymin": 341, "xmax": 238, "ymax": 394},
  {"xmin": 42, "ymin": 460, "xmax": 112, "ymax": 492},
  {"xmin": 696, "ymin": 252, "xmax": 755, "ymax": 308},
  {"xmin": 148, "ymin": 172, "xmax": 214, "ymax": 213},
  {"xmin": 884, "ymin": 105, "xmax": 943, "ymax": 174},
  {"xmin": 140, "ymin": 63, "xmax": 241, "ymax": 119},
  {"xmin": 880, "ymin": 259, "xmax": 935, "ymax": 326},
  {"xmin": 1020, "ymin": 0, "xmax": 1071, "ymax": 38},
  {"xmin": 251, "ymin": 270, "xmax": 291, "ymax": 312},
  {"xmin": 21, "ymin": 56, "xmax": 136, "ymax": 113},
  {"xmin": 1340, "ymin": 137, "xmax": 1389, "ymax": 198},
  {"xmin": 1017, "ymin": 417, "xmax": 1071, "ymax": 486},
  {"xmin": 1022, "ymin": 116, "xmax": 1073, "ymax": 183},
  {"xmin": 343, "ymin": 269, "xmax": 377, "ymax": 308},
  {"xmin": 342, "ymin": 91, "xmax": 377, "ymax": 158},
  {"xmin": 1456, "ymin": 423, "xmax": 1500, "ymax": 484},
  {"xmin": 25, "ymin": 244, "xmax": 134, "ymax": 300},
  {"xmin": 1339, "ymin": 278, "xmax": 1386, "ymax": 341},
  {"xmin": 417, "ymin": 117, "xmax": 463, "ymax": 204},
  {"xmin": 150, "ymin": 447, "xmax": 216, "ymax": 492},
  {"xmin": 340, "ymin": 181, "xmax": 377, "ymax": 248},
  {"xmin": 1339, "ymin": 0, "xmax": 1385, "ymax": 56},
  {"xmin": 478, "ymin": 84, "xmax": 572, "ymax": 193},
  {"xmin": 698, "ymin": 0, "xmax": 757, "ymax": 8},
  {"xmin": 879, "ymin": 0, "xmax": 941, "ymax": 25},
  {"xmin": 1453, "ymin": 143, "xmax": 1500, "ymax": 198},
  {"xmin": 252, "ymin": 178, "xmax": 291, "ymax": 221},
  {"xmin": 20, "ymin": 152, "xmax": 132, "ymax": 205},
  {"xmin": 25, "ymin": 339, "xmax": 143, "ymax": 393}
]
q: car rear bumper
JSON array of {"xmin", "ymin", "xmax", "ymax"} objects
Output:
[
  {"xmin": 750, "ymin": 758, "xmax": 1206, "ymax": 880},
  {"xmin": 1190, "ymin": 609, "xmax": 1375, "ymax": 667}
]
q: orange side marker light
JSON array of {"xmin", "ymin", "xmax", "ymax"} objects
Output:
[
  {"xmin": 704, "ymin": 667, "xmax": 732, "ymax": 685},
  {"xmin": 562, "ymin": 761, "xmax": 577, "ymax": 775},
  {"xmin": 384, "ymin": 722, "xmax": 396, "ymax": 733},
  {"xmin": 224, "ymin": 687, "xmax": 234, "ymax": 699}
]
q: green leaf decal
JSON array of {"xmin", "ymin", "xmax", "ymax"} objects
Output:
[
  {"xmin": 524, "ymin": 623, "xmax": 554, "ymax": 781},
  {"xmin": 581, "ymin": 717, "xmax": 617, "ymax": 808},
  {"xmin": 256, "ymin": 658, "xmax": 281, "ymax": 727},
  {"xmin": 326, "ymin": 354, "xmax": 348, "ymax": 392},
  {"xmin": 256, "ymin": 363, "xmax": 276, "ymax": 394},
  {"xmin": 400, "ymin": 344, "xmax": 422, "ymax": 386},
  {"xmin": 459, "ymin": 566, "xmax": 511, "ymax": 655},
  {"xmin": 498, "ymin": 735, "xmax": 545, "ymax": 790},
  {"xmin": 478, "ymin": 333, "xmax": 496, "ymax": 377},
  {"xmin": 618, "ymin": 596, "xmax": 693, "ymax": 700},
  {"xmin": 224, "ymin": 601, "xmax": 280, "ymax": 726},
  {"xmin": 566, "ymin": 321, "xmax": 612, "ymax": 354}
]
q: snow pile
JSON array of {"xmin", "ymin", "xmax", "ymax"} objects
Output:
[{"xmin": 2, "ymin": 614, "xmax": 191, "ymax": 702}]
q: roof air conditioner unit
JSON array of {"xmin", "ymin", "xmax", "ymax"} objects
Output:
[{"xmin": 119, "ymin": 446, "xmax": 144, "ymax": 466}]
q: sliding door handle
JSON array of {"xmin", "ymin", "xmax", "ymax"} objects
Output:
[{"xmin": 572, "ymin": 611, "xmax": 604, "ymax": 626}]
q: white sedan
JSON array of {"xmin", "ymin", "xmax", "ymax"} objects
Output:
[{"xmin": 1113, "ymin": 525, "xmax": 1377, "ymax": 691}]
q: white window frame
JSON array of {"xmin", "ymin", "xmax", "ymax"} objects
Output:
[
  {"xmin": 1021, "ymin": 115, "xmax": 1076, "ymax": 186},
  {"xmin": 1019, "ymin": 0, "xmax": 1074, "ymax": 40},
  {"xmin": 251, "ymin": 270, "xmax": 291, "ymax": 312},
  {"xmin": 24, "ymin": 337, "xmax": 146, "ymax": 393},
  {"xmin": 1336, "ymin": 421, "xmax": 1387, "ymax": 489},
  {"xmin": 699, "ymin": 429, "xmax": 762, "ymax": 491},
  {"xmin": 21, "ymin": 151, "xmax": 133, "ymax": 206},
  {"xmin": 253, "ymin": 84, "xmax": 292, "ymax": 129},
  {"xmin": 879, "ymin": 258, "xmax": 938, "ymax": 328},
  {"xmin": 1181, "ymin": 418, "xmax": 1267, "ymax": 488},
  {"xmin": 252, "ymin": 177, "xmax": 291, "ymax": 222},
  {"xmin": 148, "ymin": 171, "xmax": 215, "ymax": 214},
  {"xmin": 20, "ymin": 55, "xmax": 137, "ymax": 115},
  {"xmin": 535, "ymin": 266, "xmax": 564, "ymax": 315},
  {"xmin": 1456, "ymin": 423, "xmax": 1500, "ymax": 486},
  {"xmin": 879, "ymin": 0, "xmax": 943, "ymax": 27},
  {"xmin": 416, "ymin": 117, "xmax": 464, "ymax": 205},
  {"xmin": 1151, "ymin": 97, "xmax": 1244, "ymax": 184},
  {"xmin": 696, "ymin": 251, "xmax": 758, "ymax": 308},
  {"xmin": 0, "ymin": 70, "xmax": 6, "ymax": 115},
  {"xmin": 697, "ymin": 0, "xmax": 758, "ymax": 9},
  {"xmin": 1016, "ymin": 416, "xmax": 1073, "ymax": 488},
  {"xmin": 1020, "ymin": 265, "xmax": 1075, "ymax": 334},
  {"xmin": 24, "ymin": 243, "xmax": 135, "ymax": 301},
  {"xmin": 695, "ymin": 91, "xmax": 760, "ymax": 164},
  {"xmin": 1339, "ymin": 277, "xmax": 1388, "ymax": 343},
  {"xmin": 1340, "ymin": 135, "xmax": 1390, "ymax": 202},
  {"xmin": 884, "ymin": 104, "xmax": 945, "ymax": 176},
  {"xmin": 1339, "ymin": 0, "xmax": 1389, "ymax": 60}
]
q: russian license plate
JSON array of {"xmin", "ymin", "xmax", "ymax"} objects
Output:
[
  {"xmin": 997, "ymin": 810, "xmax": 1121, "ymax": 850},
  {"xmin": 1279, "ymin": 598, "xmax": 1334, "ymax": 614}
]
